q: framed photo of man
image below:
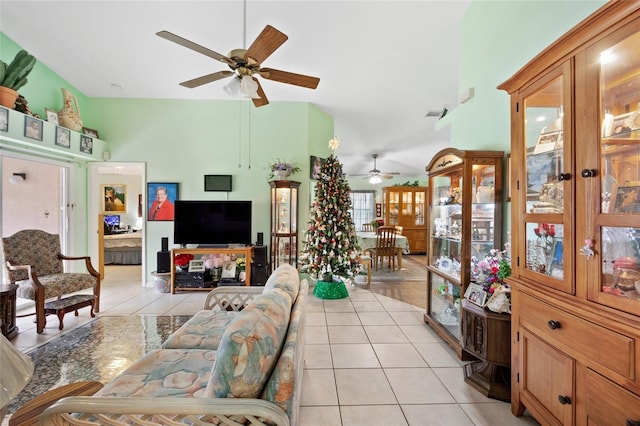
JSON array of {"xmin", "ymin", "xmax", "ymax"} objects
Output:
[{"xmin": 147, "ymin": 182, "xmax": 178, "ymax": 221}]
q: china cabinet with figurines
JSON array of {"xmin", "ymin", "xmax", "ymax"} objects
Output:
[
  {"xmin": 382, "ymin": 186, "xmax": 428, "ymax": 253},
  {"xmin": 269, "ymin": 180, "xmax": 300, "ymax": 271},
  {"xmin": 499, "ymin": 2, "xmax": 640, "ymax": 424},
  {"xmin": 424, "ymin": 148, "xmax": 503, "ymax": 358}
]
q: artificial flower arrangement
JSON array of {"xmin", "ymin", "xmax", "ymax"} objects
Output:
[
  {"xmin": 236, "ymin": 257, "xmax": 246, "ymax": 271},
  {"xmin": 370, "ymin": 218, "xmax": 384, "ymax": 229},
  {"xmin": 472, "ymin": 247, "xmax": 512, "ymax": 313},
  {"xmin": 174, "ymin": 253, "xmax": 195, "ymax": 269},
  {"xmin": 534, "ymin": 223, "xmax": 556, "ymax": 252},
  {"xmin": 267, "ymin": 158, "xmax": 301, "ymax": 178}
]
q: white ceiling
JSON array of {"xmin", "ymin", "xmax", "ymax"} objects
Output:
[{"xmin": 0, "ymin": 0, "xmax": 470, "ymax": 179}]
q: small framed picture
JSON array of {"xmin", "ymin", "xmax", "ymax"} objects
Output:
[
  {"xmin": 613, "ymin": 183, "xmax": 640, "ymax": 213},
  {"xmin": 0, "ymin": 106, "xmax": 9, "ymax": 131},
  {"xmin": 82, "ymin": 127, "xmax": 99, "ymax": 139},
  {"xmin": 147, "ymin": 182, "xmax": 179, "ymax": 221},
  {"xmin": 464, "ymin": 283, "xmax": 488, "ymax": 307},
  {"xmin": 102, "ymin": 184, "xmax": 126, "ymax": 213},
  {"xmin": 533, "ymin": 130, "xmax": 562, "ymax": 154},
  {"xmin": 80, "ymin": 135, "xmax": 93, "ymax": 154},
  {"xmin": 45, "ymin": 108, "xmax": 59, "ymax": 125},
  {"xmin": 55, "ymin": 126, "xmax": 71, "ymax": 148},
  {"xmin": 221, "ymin": 261, "xmax": 236, "ymax": 278},
  {"xmin": 188, "ymin": 259, "xmax": 205, "ymax": 273},
  {"xmin": 24, "ymin": 116, "xmax": 43, "ymax": 141},
  {"xmin": 310, "ymin": 155, "xmax": 326, "ymax": 180},
  {"xmin": 609, "ymin": 112, "xmax": 638, "ymax": 137}
]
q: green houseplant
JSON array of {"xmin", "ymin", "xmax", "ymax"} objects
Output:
[{"xmin": 0, "ymin": 50, "xmax": 37, "ymax": 108}]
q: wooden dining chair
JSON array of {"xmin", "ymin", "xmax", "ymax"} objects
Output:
[
  {"xmin": 365, "ymin": 226, "xmax": 398, "ymax": 271},
  {"xmin": 361, "ymin": 223, "xmax": 374, "ymax": 232}
]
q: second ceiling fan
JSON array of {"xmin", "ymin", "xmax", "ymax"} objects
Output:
[
  {"xmin": 352, "ymin": 154, "xmax": 400, "ymax": 183},
  {"xmin": 157, "ymin": 25, "xmax": 320, "ymax": 107}
]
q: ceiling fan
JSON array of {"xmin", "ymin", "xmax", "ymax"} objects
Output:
[
  {"xmin": 156, "ymin": 25, "xmax": 320, "ymax": 107},
  {"xmin": 351, "ymin": 154, "xmax": 400, "ymax": 184}
]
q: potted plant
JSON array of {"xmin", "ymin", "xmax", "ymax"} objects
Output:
[
  {"xmin": 268, "ymin": 159, "xmax": 301, "ymax": 180},
  {"xmin": 0, "ymin": 50, "xmax": 36, "ymax": 108}
]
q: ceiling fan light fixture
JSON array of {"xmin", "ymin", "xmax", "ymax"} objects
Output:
[
  {"xmin": 223, "ymin": 76, "xmax": 241, "ymax": 96},
  {"xmin": 368, "ymin": 175, "xmax": 382, "ymax": 184},
  {"xmin": 240, "ymin": 75, "xmax": 260, "ymax": 99}
]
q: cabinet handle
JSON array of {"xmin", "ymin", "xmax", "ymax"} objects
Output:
[
  {"xmin": 557, "ymin": 395, "xmax": 572, "ymax": 405},
  {"xmin": 557, "ymin": 173, "xmax": 571, "ymax": 181},
  {"xmin": 547, "ymin": 320, "xmax": 561, "ymax": 330},
  {"xmin": 581, "ymin": 169, "xmax": 597, "ymax": 178}
]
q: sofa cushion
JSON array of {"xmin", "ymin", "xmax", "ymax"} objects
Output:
[
  {"xmin": 263, "ymin": 264, "xmax": 300, "ymax": 302},
  {"xmin": 261, "ymin": 278, "xmax": 308, "ymax": 425},
  {"xmin": 205, "ymin": 288, "xmax": 292, "ymax": 399},
  {"xmin": 95, "ymin": 349, "xmax": 216, "ymax": 398},
  {"xmin": 162, "ymin": 310, "xmax": 239, "ymax": 350}
]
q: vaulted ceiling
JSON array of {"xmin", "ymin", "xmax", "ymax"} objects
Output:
[{"xmin": 0, "ymin": 1, "xmax": 470, "ymax": 179}]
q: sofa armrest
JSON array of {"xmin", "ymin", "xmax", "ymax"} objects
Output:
[
  {"xmin": 40, "ymin": 396, "xmax": 290, "ymax": 426},
  {"xmin": 203, "ymin": 286, "xmax": 264, "ymax": 311}
]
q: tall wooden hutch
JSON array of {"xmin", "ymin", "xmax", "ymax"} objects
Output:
[
  {"xmin": 499, "ymin": 2, "xmax": 640, "ymax": 423},
  {"xmin": 424, "ymin": 148, "xmax": 503, "ymax": 358},
  {"xmin": 382, "ymin": 186, "xmax": 427, "ymax": 253},
  {"xmin": 269, "ymin": 180, "xmax": 300, "ymax": 271}
]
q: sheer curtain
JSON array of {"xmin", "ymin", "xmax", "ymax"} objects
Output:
[{"xmin": 349, "ymin": 190, "xmax": 376, "ymax": 232}]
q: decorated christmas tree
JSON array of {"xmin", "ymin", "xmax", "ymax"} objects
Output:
[{"xmin": 299, "ymin": 138, "xmax": 361, "ymax": 299}]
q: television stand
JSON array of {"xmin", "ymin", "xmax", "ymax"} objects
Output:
[
  {"xmin": 197, "ymin": 244, "xmax": 229, "ymax": 248},
  {"xmin": 171, "ymin": 246, "xmax": 253, "ymax": 293}
]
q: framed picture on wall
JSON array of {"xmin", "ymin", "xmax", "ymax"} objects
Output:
[
  {"xmin": 310, "ymin": 156, "xmax": 326, "ymax": 180},
  {"xmin": 101, "ymin": 184, "xmax": 126, "ymax": 213},
  {"xmin": 24, "ymin": 116, "xmax": 43, "ymax": 141},
  {"xmin": 82, "ymin": 127, "xmax": 100, "ymax": 139},
  {"xmin": 147, "ymin": 182, "xmax": 178, "ymax": 221},
  {"xmin": 0, "ymin": 107, "xmax": 8, "ymax": 132},
  {"xmin": 55, "ymin": 126, "xmax": 71, "ymax": 148},
  {"xmin": 45, "ymin": 108, "xmax": 59, "ymax": 125},
  {"xmin": 80, "ymin": 135, "xmax": 93, "ymax": 154}
]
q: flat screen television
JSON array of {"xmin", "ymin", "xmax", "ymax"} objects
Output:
[{"xmin": 174, "ymin": 200, "xmax": 252, "ymax": 246}]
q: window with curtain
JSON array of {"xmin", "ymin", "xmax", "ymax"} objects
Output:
[{"xmin": 349, "ymin": 190, "xmax": 376, "ymax": 232}]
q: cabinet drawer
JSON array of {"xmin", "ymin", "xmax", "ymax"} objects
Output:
[
  {"xmin": 519, "ymin": 293, "xmax": 634, "ymax": 379},
  {"xmin": 585, "ymin": 369, "xmax": 640, "ymax": 424}
]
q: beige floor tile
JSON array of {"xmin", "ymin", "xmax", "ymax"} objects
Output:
[
  {"xmin": 305, "ymin": 325, "xmax": 329, "ymax": 344},
  {"xmin": 328, "ymin": 325, "xmax": 369, "ymax": 344},
  {"xmin": 334, "ymin": 369, "xmax": 397, "ymax": 405},
  {"xmin": 340, "ymin": 404, "xmax": 408, "ymax": 426},
  {"xmin": 400, "ymin": 324, "xmax": 443, "ymax": 343},
  {"xmin": 357, "ymin": 311, "xmax": 395, "ymax": 325},
  {"xmin": 363, "ymin": 325, "xmax": 409, "ymax": 343},
  {"xmin": 401, "ymin": 403, "xmax": 475, "ymax": 426},
  {"xmin": 323, "ymin": 300, "xmax": 356, "ymax": 313},
  {"xmin": 388, "ymin": 310, "xmax": 426, "ymax": 325},
  {"xmin": 305, "ymin": 344, "xmax": 333, "ymax": 369},
  {"xmin": 306, "ymin": 311, "xmax": 327, "ymax": 326},
  {"xmin": 373, "ymin": 343, "xmax": 428, "ymax": 368},
  {"xmin": 351, "ymin": 300, "xmax": 386, "ymax": 312},
  {"xmin": 331, "ymin": 343, "xmax": 380, "ymax": 368},
  {"xmin": 299, "ymin": 406, "xmax": 342, "ymax": 426},
  {"xmin": 301, "ymin": 369, "xmax": 338, "ymax": 406},
  {"xmin": 433, "ymin": 367, "xmax": 492, "ymax": 403},
  {"xmin": 414, "ymin": 342, "xmax": 464, "ymax": 367},
  {"xmin": 460, "ymin": 402, "xmax": 540, "ymax": 426},
  {"xmin": 384, "ymin": 368, "xmax": 456, "ymax": 404},
  {"xmin": 326, "ymin": 312, "xmax": 361, "ymax": 326}
]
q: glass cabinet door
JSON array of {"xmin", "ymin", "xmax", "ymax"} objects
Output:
[
  {"xmin": 587, "ymin": 24, "xmax": 640, "ymax": 312},
  {"xmin": 387, "ymin": 190, "xmax": 400, "ymax": 225},
  {"xmin": 519, "ymin": 64, "xmax": 573, "ymax": 293}
]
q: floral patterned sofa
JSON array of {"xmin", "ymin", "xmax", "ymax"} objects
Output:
[{"xmin": 40, "ymin": 264, "xmax": 308, "ymax": 426}]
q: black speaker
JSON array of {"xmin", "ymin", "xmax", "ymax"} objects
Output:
[
  {"xmin": 251, "ymin": 265, "xmax": 269, "ymax": 286},
  {"xmin": 157, "ymin": 251, "xmax": 171, "ymax": 273},
  {"xmin": 161, "ymin": 237, "xmax": 169, "ymax": 252},
  {"xmin": 253, "ymin": 245, "xmax": 267, "ymax": 267},
  {"xmin": 257, "ymin": 232, "xmax": 264, "ymax": 246}
]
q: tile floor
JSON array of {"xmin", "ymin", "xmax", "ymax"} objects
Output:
[{"xmin": 9, "ymin": 264, "xmax": 540, "ymax": 426}]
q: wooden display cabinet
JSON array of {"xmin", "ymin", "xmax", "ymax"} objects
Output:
[
  {"xmin": 499, "ymin": 2, "xmax": 640, "ymax": 423},
  {"xmin": 424, "ymin": 148, "xmax": 503, "ymax": 358},
  {"xmin": 382, "ymin": 186, "xmax": 427, "ymax": 253},
  {"xmin": 270, "ymin": 180, "xmax": 300, "ymax": 271},
  {"xmin": 170, "ymin": 246, "xmax": 253, "ymax": 293}
]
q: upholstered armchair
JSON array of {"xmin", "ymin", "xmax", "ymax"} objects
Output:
[{"xmin": 1, "ymin": 229, "xmax": 100, "ymax": 334}]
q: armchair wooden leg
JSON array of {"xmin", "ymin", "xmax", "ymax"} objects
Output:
[{"xmin": 35, "ymin": 292, "xmax": 46, "ymax": 334}]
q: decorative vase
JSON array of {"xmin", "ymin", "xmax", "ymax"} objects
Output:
[
  {"xmin": 58, "ymin": 88, "xmax": 83, "ymax": 131},
  {"xmin": 313, "ymin": 279, "xmax": 349, "ymax": 299},
  {"xmin": 273, "ymin": 170, "xmax": 290, "ymax": 180},
  {"xmin": 0, "ymin": 86, "xmax": 18, "ymax": 109}
]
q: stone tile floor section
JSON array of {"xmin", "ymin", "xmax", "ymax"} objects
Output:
[{"xmin": 5, "ymin": 264, "xmax": 539, "ymax": 426}]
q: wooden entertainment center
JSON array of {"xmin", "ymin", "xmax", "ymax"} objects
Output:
[{"xmin": 170, "ymin": 246, "xmax": 253, "ymax": 293}]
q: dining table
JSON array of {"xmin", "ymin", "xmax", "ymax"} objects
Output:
[{"xmin": 355, "ymin": 231, "xmax": 410, "ymax": 269}]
